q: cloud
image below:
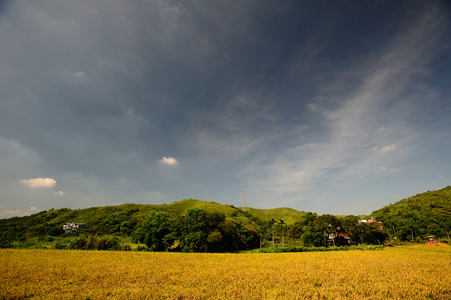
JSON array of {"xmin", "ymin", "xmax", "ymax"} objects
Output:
[
  {"xmin": 305, "ymin": 103, "xmax": 318, "ymax": 112},
  {"xmin": 0, "ymin": 206, "xmax": 41, "ymax": 218},
  {"xmin": 53, "ymin": 191, "xmax": 65, "ymax": 195},
  {"xmin": 379, "ymin": 166, "xmax": 400, "ymax": 173},
  {"xmin": 21, "ymin": 177, "xmax": 56, "ymax": 188},
  {"xmin": 158, "ymin": 157, "xmax": 178, "ymax": 165},
  {"xmin": 0, "ymin": 209, "xmax": 22, "ymax": 218},
  {"xmin": 373, "ymin": 143, "xmax": 397, "ymax": 154},
  {"xmin": 63, "ymin": 70, "xmax": 87, "ymax": 80}
]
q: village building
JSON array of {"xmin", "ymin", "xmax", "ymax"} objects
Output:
[
  {"xmin": 359, "ymin": 217, "xmax": 383, "ymax": 230},
  {"xmin": 63, "ymin": 222, "xmax": 89, "ymax": 233}
]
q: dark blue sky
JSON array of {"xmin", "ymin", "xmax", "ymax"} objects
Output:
[{"xmin": 1, "ymin": 0, "xmax": 450, "ymax": 217}]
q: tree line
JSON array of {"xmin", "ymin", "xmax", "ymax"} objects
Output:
[{"xmin": 132, "ymin": 208, "xmax": 260, "ymax": 252}]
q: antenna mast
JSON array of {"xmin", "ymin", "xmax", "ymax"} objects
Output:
[
  {"xmin": 206, "ymin": 189, "xmax": 209, "ymax": 201},
  {"xmin": 242, "ymin": 191, "xmax": 246, "ymax": 212}
]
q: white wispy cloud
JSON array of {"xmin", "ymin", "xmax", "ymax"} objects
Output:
[
  {"xmin": 0, "ymin": 206, "xmax": 40, "ymax": 218},
  {"xmin": 373, "ymin": 144, "xmax": 397, "ymax": 154},
  {"xmin": 239, "ymin": 6, "xmax": 447, "ymax": 205},
  {"xmin": 21, "ymin": 177, "xmax": 56, "ymax": 188},
  {"xmin": 63, "ymin": 70, "xmax": 86, "ymax": 79},
  {"xmin": 0, "ymin": 209, "xmax": 22, "ymax": 218},
  {"xmin": 379, "ymin": 166, "xmax": 400, "ymax": 173},
  {"xmin": 158, "ymin": 157, "xmax": 178, "ymax": 165},
  {"xmin": 53, "ymin": 191, "xmax": 65, "ymax": 195}
]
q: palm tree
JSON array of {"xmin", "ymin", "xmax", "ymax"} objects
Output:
[
  {"xmin": 279, "ymin": 219, "xmax": 286, "ymax": 247},
  {"xmin": 270, "ymin": 219, "xmax": 277, "ymax": 247}
]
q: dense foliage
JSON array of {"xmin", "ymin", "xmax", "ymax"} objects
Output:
[
  {"xmin": 289, "ymin": 212, "xmax": 387, "ymax": 246},
  {"xmin": 371, "ymin": 186, "xmax": 451, "ymax": 242},
  {"xmin": 132, "ymin": 208, "xmax": 260, "ymax": 252},
  {"xmin": 1, "ymin": 186, "xmax": 450, "ymax": 251}
]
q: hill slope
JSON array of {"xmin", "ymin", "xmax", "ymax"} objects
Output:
[
  {"xmin": 0, "ymin": 199, "xmax": 306, "ymax": 240},
  {"xmin": 371, "ymin": 186, "xmax": 451, "ymax": 221},
  {"xmin": 371, "ymin": 186, "xmax": 451, "ymax": 240}
]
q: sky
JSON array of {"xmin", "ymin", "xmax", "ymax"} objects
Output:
[{"xmin": 1, "ymin": 0, "xmax": 451, "ymax": 218}]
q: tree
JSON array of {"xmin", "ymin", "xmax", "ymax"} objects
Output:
[
  {"xmin": 301, "ymin": 226, "xmax": 323, "ymax": 247},
  {"xmin": 289, "ymin": 220, "xmax": 305, "ymax": 242},
  {"xmin": 279, "ymin": 219, "xmax": 286, "ymax": 247},
  {"xmin": 302, "ymin": 212, "xmax": 318, "ymax": 226},
  {"xmin": 342, "ymin": 215, "xmax": 361, "ymax": 244},
  {"xmin": 270, "ymin": 219, "xmax": 277, "ymax": 247},
  {"xmin": 427, "ymin": 223, "xmax": 445, "ymax": 238},
  {"xmin": 132, "ymin": 212, "xmax": 171, "ymax": 251},
  {"xmin": 181, "ymin": 208, "xmax": 207, "ymax": 252},
  {"xmin": 313, "ymin": 214, "xmax": 341, "ymax": 247},
  {"xmin": 0, "ymin": 233, "xmax": 13, "ymax": 249}
]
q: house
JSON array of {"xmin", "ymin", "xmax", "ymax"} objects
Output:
[
  {"xmin": 359, "ymin": 217, "xmax": 383, "ymax": 230},
  {"xmin": 63, "ymin": 222, "xmax": 89, "ymax": 233}
]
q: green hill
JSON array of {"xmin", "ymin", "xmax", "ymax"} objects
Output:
[
  {"xmin": 2, "ymin": 186, "xmax": 451, "ymax": 247},
  {"xmin": 371, "ymin": 186, "xmax": 451, "ymax": 220},
  {"xmin": 370, "ymin": 186, "xmax": 451, "ymax": 241},
  {"xmin": 0, "ymin": 199, "xmax": 305, "ymax": 241}
]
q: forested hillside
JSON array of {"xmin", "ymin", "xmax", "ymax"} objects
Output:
[
  {"xmin": 371, "ymin": 186, "xmax": 451, "ymax": 241},
  {"xmin": 1, "ymin": 186, "xmax": 450, "ymax": 251},
  {"xmin": 0, "ymin": 199, "xmax": 306, "ymax": 251}
]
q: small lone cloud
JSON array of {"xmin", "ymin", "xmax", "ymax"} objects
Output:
[
  {"xmin": 373, "ymin": 143, "xmax": 397, "ymax": 153},
  {"xmin": 379, "ymin": 166, "xmax": 399, "ymax": 173},
  {"xmin": 29, "ymin": 207, "xmax": 40, "ymax": 212},
  {"xmin": 53, "ymin": 191, "xmax": 65, "ymax": 195},
  {"xmin": 158, "ymin": 157, "xmax": 178, "ymax": 165},
  {"xmin": 63, "ymin": 70, "xmax": 87, "ymax": 80},
  {"xmin": 305, "ymin": 103, "xmax": 318, "ymax": 112},
  {"xmin": 21, "ymin": 178, "xmax": 56, "ymax": 188}
]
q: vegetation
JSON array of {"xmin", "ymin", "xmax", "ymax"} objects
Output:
[
  {"xmin": 1, "ymin": 185, "xmax": 451, "ymax": 251},
  {"xmin": 2, "ymin": 246, "xmax": 451, "ymax": 299},
  {"xmin": 371, "ymin": 185, "xmax": 451, "ymax": 242}
]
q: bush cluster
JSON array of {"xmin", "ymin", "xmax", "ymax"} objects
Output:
[{"xmin": 65, "ymin": 236, "xmax": 121, "ymax": 250}]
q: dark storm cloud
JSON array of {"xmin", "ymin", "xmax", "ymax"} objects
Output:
[{"xmin": 1, "ymin": 0, "xmax": 450, "ymax": 217}]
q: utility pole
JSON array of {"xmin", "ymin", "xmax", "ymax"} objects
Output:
[
  {"xmin": 242, "ymin": 191, "xmax": 246, "ymax": 212},
  {"xmin": 206, "ymin": 189, "xmax": 209, "ymax": 201},
  {"xmin": 392, "ymin": 224, "xmax": 397, "ymax": 240}
]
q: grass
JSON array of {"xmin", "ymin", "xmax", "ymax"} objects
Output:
[{"xmin": 1, "ymin": 246, "xmax": 451, "ymax": 299}]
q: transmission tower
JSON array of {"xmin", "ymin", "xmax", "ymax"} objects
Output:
[
  {"xmin": 242, "ymin": 191, "xmax": 246, "ymax": 212},
  {"xmin": 206, "ymin": 189, "xmax": 209, "ymax": 201}
]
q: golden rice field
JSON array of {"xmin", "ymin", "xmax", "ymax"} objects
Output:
[{"xmin": 1, "ymin": 246, "xmax": 451, "ymax": 299}]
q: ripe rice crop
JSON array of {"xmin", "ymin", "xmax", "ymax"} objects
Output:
[{"xmin": 1, "ymin": 246, "xmax": 450, "ymax": 299}]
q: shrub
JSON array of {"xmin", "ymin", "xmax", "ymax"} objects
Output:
[
  {"xmin": 0, "ymin": 233, "xmax": 13, "ymax": 249},
  {"xmin": 136, "ymin": 244, "xmax": 149, "ymax": 251},
  {"xmin": 67, "ymin": 236, "xmax": 121, "ymax": 251},
  {"xmin": 53, "ymin": 242, "xmax": 67, "ymax": 249}
]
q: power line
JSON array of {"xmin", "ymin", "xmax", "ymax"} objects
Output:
[
  {"xmin": 279, "ymin": 92, "xmax": 451, "ymax": 190},
  {"xmin": 281, "ymin": 96, "xmax": 451, "ymax": 192},
  {"xmin": 304, "ymin": 142, "xmax": 451, "ymax": 202}
]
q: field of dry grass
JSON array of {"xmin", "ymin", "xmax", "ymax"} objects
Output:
[{"xmin": 1, "ymin": 246, "xmax": 451, "ymax": 299}]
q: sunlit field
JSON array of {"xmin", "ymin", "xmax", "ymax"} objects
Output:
[{"xmin": 1, "ymin": 246, "xmax": 451, "ymax": 299}]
